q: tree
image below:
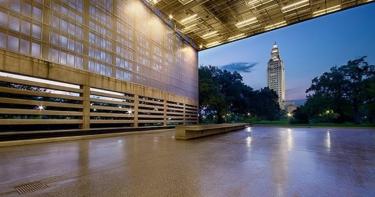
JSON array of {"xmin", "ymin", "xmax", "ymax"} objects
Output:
[
  {"xmin": 295, "ymin": 57, "xmax": 375, "ymax": 124},
  {"xmin": 199, "ymin": 65, "xmax": 281, "ymax": 123}
]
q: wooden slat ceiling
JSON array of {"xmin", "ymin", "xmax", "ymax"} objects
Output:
[{"xmin": 146, "ymin": 0, "xmax": 374, "ymax": 50}]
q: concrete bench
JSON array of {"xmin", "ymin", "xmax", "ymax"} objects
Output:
[{"xmin": 175, "ymin": 123, "xmax": 248, "ymax": 140}]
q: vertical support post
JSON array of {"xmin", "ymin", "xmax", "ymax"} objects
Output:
[
  {"xmin": 82, "ymin": 0, "xmax": 90, "ymax": 71},
  {"xmin": 41, "ymin": 0, "xmax": 50, "ymax": 60},
  {"xmin": 81, "ymin": 85, "xmax": 90, "ymax": 129},
  {"xmin": 183, "ymin": 103, "xmax": 186, "ymax": 125},
  {"xmin": 133, "ymin": 95, "xmax": 139, "ymax": 127},
  {"xmin": 111, "ymin": 0, "xmax": 117, "ymax": 78},
  {"xmin": 163, "ymin": 99, "xmax": 167, "ymax": 126}
]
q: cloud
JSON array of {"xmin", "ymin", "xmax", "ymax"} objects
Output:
[{"xmin": 221, "ymin": 62, "xmax": 257, "ymax": 73}]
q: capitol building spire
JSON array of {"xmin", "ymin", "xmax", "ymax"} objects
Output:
[{"xmin": 267, "ymin": 42, "xmax": 285, "ymax": 109}]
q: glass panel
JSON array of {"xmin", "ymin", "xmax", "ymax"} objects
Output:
[
  {"xmin": 9, "ymin": 15, "xmax": 20, "ymax": 31},
  {"xmin": 32, "ymin": 6, "xmax": 42, "ymax": 20},
  {"xmin": 31, "ymin": 42, "xmax": 40, "ymax": 57},
  {"xmin": 20, "ymin": 20, "xmax": 30, "ymax": 35},
  {"xmin": 32, "ymin": 24, "xmax": 41, "ymax": 39},
  {"xmin": 0, "ymin": 11, "xmax": 7, "ymax": 26},
  {"xmin": 7, "ymin": 35, "xmax": 19, "ymax": 51},
  {"xmin": 20, "ymin": 39, "xmax": 30, "ymax": 54},
  {"xmin": 0, "ymin": 32, "xmax": 5, "ymax": 48}
]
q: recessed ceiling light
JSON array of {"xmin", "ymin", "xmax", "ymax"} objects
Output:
[
  {"xmin": 281, "ymin": 0, "xmax": 310, "ymax": 13},
  {"xmin": 235, "ymin": 17, "xmax": 258, "ymax": 28}
]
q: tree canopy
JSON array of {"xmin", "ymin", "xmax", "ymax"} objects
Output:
[
  {"xmin": 199, "ymin": 65, "xmax": 281, "ymax": 123},
  {"xmin": 292, "ymin": 57, "xmax": 375, "ymax": 124}
]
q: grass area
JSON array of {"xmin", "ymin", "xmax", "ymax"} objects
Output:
[{"xmin": 251, "ymin": 119, "xmax": 375, "ymax": 128}]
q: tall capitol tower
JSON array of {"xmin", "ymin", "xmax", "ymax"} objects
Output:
[{"xmin": 267, "ymin": 43, "xmax": 285, "ymax": 109}]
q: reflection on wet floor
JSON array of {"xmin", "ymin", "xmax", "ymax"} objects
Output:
[{"xmin": 0, "ymin": 127, "xmax": 374, "ymax": 197}]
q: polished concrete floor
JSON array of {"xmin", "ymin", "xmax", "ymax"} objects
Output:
[{"xmin": 0, "ymin": 127, "xmax": 374, "ymax": 197}]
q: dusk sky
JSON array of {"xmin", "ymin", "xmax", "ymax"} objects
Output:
[{"xmin": 198, "ymin": 3, "xmax": 375, "ymax": 101}]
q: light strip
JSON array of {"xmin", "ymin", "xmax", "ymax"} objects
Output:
[
  {"xmin": 281, "ymin": 0, "xmax": 310, "ymax": 13},
  {"xmin": 180, "ymin": 14, "xmax": 198, "ymax": 24},
  {"xmin": 0, "ymin": 71, "xmax": 80, "ymax": 89},
  {"xmin": 90, "ymin": 88, "xmax": 124, "ymax": 96},
  {"xmin": 235, "ymin": 17, "xmax": 258, "ymax": 28},
  {"xmin": 312, "ymin": 5, "xmax": 341, "ymax": 17},
  {"xmin": 178, "ymin": 0, "xmax": 194, "ymax": 5},
  {"xmin": 247, "ymin": 0, "xmax": 273, "ymax": 9},
  {"xmin": 206, "ymin": 41, "xmax": 221, "ymax": 48},
  {"xmin": 181, "ymin": 24, "xmax": 197, "ymax": 33},
  {"xmin": 264, "ymin": 20, "xmax": 287, "ymax": 30},
  {"xmin": 227, "ymin": 33, "xmax": 246, "ymax": 41},
  {"xmin": 201, "ymin": 31, "xmax": 218, "ymax": 39}
]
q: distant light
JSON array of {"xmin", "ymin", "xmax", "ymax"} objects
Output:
[
  {"xmin": 199, "ymin": 44, "xmax": 203, "ymax": 49},
  {"xmin": 37, "ymin": 105, "xmax": 45, "ymax": 110},
  {"xmin": 247, "ymin": 112, "xmax": 250, "ymax": 116},
  {"xmin": 128, "ymin": 110, "xmax": 132, "ymax": 114},
  {"xmin": 169, "ymin": 14, "xmax": 173, "ymax": 19},
  {"xmin": 287, "ymin": 112, "xmax": 292, "ymax": 117}
]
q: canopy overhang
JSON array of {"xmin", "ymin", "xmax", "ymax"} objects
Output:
[{"xmin": 145, "ymin": 0, "xmax": 374, "ymax": 51}]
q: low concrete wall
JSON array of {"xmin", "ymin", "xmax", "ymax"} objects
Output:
[{"xmin": 175, "ymin": 123, "xmax": 248, "ymax": 140}]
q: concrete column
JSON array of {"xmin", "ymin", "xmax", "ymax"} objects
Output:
[
  {"xmin": 82, "ymin": 0, "xmax": 90, "ymax": 71},
  {"xmin": 183, "ymin": 103, "xmax": 186, "ymax": 125},
  {"xmin": 81, "ymin": 85, "xmax": 90, "ymax": 129},
  {"xmin": 41, "ymin": 0, "xmax": 50, "ymax": 60},
  {"xmin": 111, "ymin": 0, "xmax": 117, "ymax": 78},
  {"xmin": 163, "ymin": 99, "xmax": 167, "ymax": 126},
  {"xmin": 133, "ymin": 95, "xmax": 139, "ymax": 127}
]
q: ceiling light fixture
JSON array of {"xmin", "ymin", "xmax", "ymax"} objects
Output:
[
  {"xmin": 312, "ymin": 5, "xmax": 341, "ymax": 17},
  {"xmin": 180, "ymin": 14, "xmax": 198, "ymax": 24},
  {"xmin": 227, "ymin": 33, "xmax": 246, "ymax": 41},
  {"xmin": 201, "ymin": 31, "xmax": 218, "ymax": 39},
  {"xmin": 235, "ymin": 17, "xmax": 258, "ymax": 28},
  {"xmin": 247, "ymin": 0, "xmax": 273, "ymax": 9},
  {"xmin": 264, "ymin": 20, "xmax": 287, "ymax": 30},
  {"xmin": 181, "ymin": 24, "xmax": 197, "ymax": 33},
  {"xmin": 206, "ymin": 41, "xmax": 221, "ymax": 48},
  {"xmin": 281, "ymin": 0, "xmax": 310, "ymax": 13}
]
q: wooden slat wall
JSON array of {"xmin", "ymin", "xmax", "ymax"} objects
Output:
[
  {"xmin": 89, "ymin": 89, "xmax": 135, "ymax": 127},
  {"xmin": 137, "ymin": 96, "xmax": 165, "ymax": 126},
  {"xmin": 0, "ymin": 75, "xmax": 83, "ymax": 127},
  {"xmin": 0, "ymin": 71, "xmax": 198, "ymax": 131},
  {"xmin": 166, "ymin": 101, "xmax": 185, "ymax": 125}
]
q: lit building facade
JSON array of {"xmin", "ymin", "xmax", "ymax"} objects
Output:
[
  {"xmin": 267, "ymin": 43, "xmax": 285, "ymax": 109},
  {"xmin": 0, "ymin": 0, "xmax": 198, "ymax": 131}
]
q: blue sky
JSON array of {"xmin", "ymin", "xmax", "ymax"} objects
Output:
[{"xmin": 198, "ymin": 3, "xmax": 375, "ymax": 100}]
